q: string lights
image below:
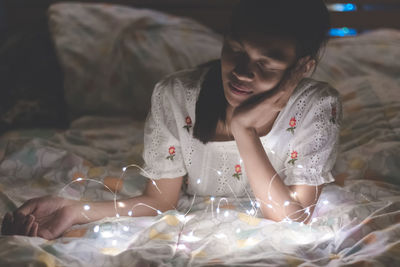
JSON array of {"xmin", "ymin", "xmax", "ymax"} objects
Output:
[{"xmin": 56, "ymin": 149, "xmax": 336, "ymax": 255}]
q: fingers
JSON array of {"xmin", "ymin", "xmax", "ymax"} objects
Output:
[
  {"xmin": 4, "ymin": 212, "xmax": 14, "ymax": 224},
  {"xmin": 37, "ymin": 228, "xmax": 52, "ymax": 240},
  {"xmin": 12, "ymin": 211, "xmax": 27, "ymax": 235},
  {"xmin": 1, "ymin": 212, "xmax": 14, "ymax": 235},
  {"xmin": 24, "ymin": 215, "xmax": 35, "ymax": 236},
  {"xmin": 29, "ymin": 222, "xmax": 38, "ymax": 237},
  {"xmin": 2, "ymin": 211, "xmax": 38, "ymax": 237},
  {"xmin": 17, "ymin": 199, "xmax": 37, "ymax": 216}
]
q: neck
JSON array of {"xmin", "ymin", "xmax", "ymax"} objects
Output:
[{"xmin": 225, "ymin": 105, "xmax": 234, "ymax": 124}]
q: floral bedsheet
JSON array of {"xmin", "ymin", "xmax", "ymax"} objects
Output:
[{"xmin": 0, "ymin": 114, "xmax": 399, "ymax": 267}]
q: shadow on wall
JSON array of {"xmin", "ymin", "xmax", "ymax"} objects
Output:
[
  {"xmin": 0, "ymin": 0, "xmax": 6, "ymax": 42},
  {"xmin": 0, "ymin": 5, "xmax": 69, "ymax": 134}
]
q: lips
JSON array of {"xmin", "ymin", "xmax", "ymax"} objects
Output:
[{"xmin": 229, "ymin": 81, "xmax": 253, "ymax": 96}]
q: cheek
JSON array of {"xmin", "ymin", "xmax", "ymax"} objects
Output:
[
  {"xmin": 220, "ymin": 59, "xmax": 234, "ymax": 86},
  {"xmin": 221, "ymin": 54, "xmax": 234, "ymax": 74},
  {"xmin": 255, "ymin": 72, "xmax": 283, "ymax": 91}
]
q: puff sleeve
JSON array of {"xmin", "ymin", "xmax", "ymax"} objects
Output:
[
  {"xmin": 283, "ymin": 85, "xmax": 342, "ymax": 186},
  {"xmin": 140, "ymin": 77, "xmax": 188, "ymax": 180}
]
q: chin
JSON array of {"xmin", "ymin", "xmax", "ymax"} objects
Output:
[
  {"xmin": 223, "ymin": 88, "xmax": 246, "ymax": 108},
  {"xmin": 223, "ymin": 83, "xmax": 252, "ymax": 108}
]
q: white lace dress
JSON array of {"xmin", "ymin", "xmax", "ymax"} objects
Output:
[{"xmin": 140, "ymin": 66, "xmax": 342, "ymax": 197}]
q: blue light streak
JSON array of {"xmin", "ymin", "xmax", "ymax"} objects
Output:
[
  {"xmin": 328, "ymin": 3, "xmax": 357, "ymax": 12},
  {"xmin": 329, "ymin": 27, "xmax": 358, "ymax": 37}
]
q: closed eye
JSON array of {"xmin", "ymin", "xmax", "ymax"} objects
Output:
[
  {"xmin": 227, "ymin": 44, "xmax": 242, "ymax": 54},
  {"xmin": 257, "ymin": 61, "xmax": 281, "ymax": 72}
]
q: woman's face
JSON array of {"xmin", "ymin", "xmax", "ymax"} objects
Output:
[{"xmin": 221, "ymin": 33, "xmax": 297, "ymax": 108}]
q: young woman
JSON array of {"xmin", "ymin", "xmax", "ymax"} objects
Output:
[{"xmin": 2, "ymin": 0, "xmax": 341, "ymax": 240}]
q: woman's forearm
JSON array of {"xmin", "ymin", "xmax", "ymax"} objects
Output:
[
  {"xmin": 232, "ymin": 126, "xmax": 308, "ymax": 222},
  {"xmin": 72, "ymin": 194, "xmax": 169, "ymax": 225}
]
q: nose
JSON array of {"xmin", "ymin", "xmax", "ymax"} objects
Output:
[{"xmin": 232, "ymin": 57, "xmax": 255, "ymax": 82}]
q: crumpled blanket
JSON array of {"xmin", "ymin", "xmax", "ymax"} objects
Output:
[{"xmin": 0, "ymin": 116, "xmax": 399, "ymax": 266}]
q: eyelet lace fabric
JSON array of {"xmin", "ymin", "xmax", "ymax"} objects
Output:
[{"xmin": 140, "ymin": 66, "xmax": 342, "ymax": 197}]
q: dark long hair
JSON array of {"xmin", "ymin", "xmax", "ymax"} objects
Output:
[
  {"xmin": 193, "ymin": 0, "xmax": 331, "ymax": 144},
  {"xmin": 193, "ymin": 60, "xmax": 225, "ymax": 144}
]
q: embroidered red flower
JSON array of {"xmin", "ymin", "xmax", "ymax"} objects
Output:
[
  {"xmin": 286, "ymin": 117, "xmax": 297, "ymax": 134},
  {"xmin": 183, "ymin": 116, "xmax": 193, "ymax": 132},
  {"xmin": 232, "ymin": 164, "xmax": 242, "ymax": 180},
  {"xmin": 166, "ymin": 146, "xmax": 176, "ymax": 160},
  {"xmin": 288, "ymin": 150, "xmax": 298, "ymax": 165},
  {"xmin": 330, "ymin": 105, "xmax": 337, "ymax": 124},
  {"xmin": 235, "ymin": 165, "xmax": 241, "ymax": 173}
]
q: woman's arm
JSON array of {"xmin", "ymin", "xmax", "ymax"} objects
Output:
[
  {"xmin": 2, "ymin": 176, "xmax": 183, "ymax": 239},
  {"xmin": 232, "ymin": 126, "xmax": 322, "ymax": 223},
  {"xmin": 74, "ymin": 177, "xmax": 183, "ymax": 224}
]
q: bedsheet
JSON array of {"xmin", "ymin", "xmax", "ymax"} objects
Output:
[
  {"xmin": 1, "ymin": 29, "xmax": 400, "ymax": 266},
  {"xmin": 0, "ymin": 115, "xmax": 399, "ymax": 266}
]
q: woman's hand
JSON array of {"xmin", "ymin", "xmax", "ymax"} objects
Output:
[
  {"xmin": 1, "ymin": 196, "xmax": 81, "ymax": 240},
  {"xmin": 230, "ymin": 58, "xmax": 312, "ymax": 134}
]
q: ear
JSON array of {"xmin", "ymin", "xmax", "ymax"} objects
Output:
[
  {"xmin": 304, "ymin": 59, "xmax": 316, "ymax": 77},
  {"xmin": 298, "ymin": 56, "xmax": 316, "ymax": 77}
]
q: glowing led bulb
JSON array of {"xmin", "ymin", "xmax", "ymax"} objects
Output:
[
  {"xmin": 128, "ymin": 210, "xmax": 133, "ymax": 216},
  {"xmin": 152, "ymin": 180, "xmax": 156, "ymax": 185},
  {"xmin": 323, "ymin": 200, "xmax": 329, "ymax": 205},
  {"xmin": 255, "ymin": 202, "xmax": 261, "ymax": 208},
  {"xmin": 118, "ymin": 202, "xmax": 125, "ymax": 208},
  {"xmin": 224, "ymin": 211, "xmax": 229, "ymax": 217},
  {"xmin": 239, "ymin": 158, "xmax": 243, "ymax": 164},
  {"xmin": 177, "ymin": 244, "xmax": 186, "ymax": 250},
  {"xmin": 122, "ymin": 167, "xmax": 127, "ymax": 172},
  {"xmin": 76, "ymin": 177, "xmax": 83, "ymax": 181},
  {"xmin": 249, "ymin": 209, "xmax": 255, "ymax": 215},
  {"xmin": 196, "ymin": 179, "xmax": 201, "ymax": 184},
  {"xmin": 216, "ymin": 208, "xmax": 220, "ymax": 214},
  {"xmin": 123, "ymin": 226, "xmax": 129, "ymax": 232},
  {"xmin": 291, "ymin": 191, "xmax": 298, "ymax": 198},
  {"xmin": 94, "ymin": 225, "xmax": 100, "ymax": 233},
  {"xmin": 270, "ymin": 150, "xmax": 275, "ymax": 154},
  {"xmin": 157, "ymin": 210, "xmax": 162, "ymax": 215},
  {"xmin": 297, "ymin": 165, "xmax": 304, "ymax": 168},
  {"xmin": 101, "ymin": 230, "xmax": 113, "ymax": 238},
  {"xmin": 210, "ymin": 196, "xmax": 215, "ymax": 202},
  {"xmin": 236, "ymin": 228, "xmax": 241, "ymax": 233},
  {"xmin": 215, "ymin": 233, "xmax": 226, "ymax": 239},
  {"xmin": 217, "ymin": 171, "xmax": 222, "ymax": 176},
  {"xmin": 312, "ymin": 218, "xmax": 317, "ymax": 223},
  {"xmin": 267, "ymin": 204, "xmax": 273, "ymax": 209},
  {"xmin": 83, "ymin": 204, "xmax": 90, "ymax": 211},
  {"xmin": 284, "ymin": 201, "xmax": 290, "ymax": 206}
]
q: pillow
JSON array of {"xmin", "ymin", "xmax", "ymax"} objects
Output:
[
  {"xmin": 48, "ymin": 3, "xmax": 223, "ymax": 120},
  {"xmin": 313, "ymin": 29, "xmax": 400, "ymax": 88},
  {"xmin": 313, "ymin": 30, "xmax": 400, "ymax": 186},
  {"xmin": 330, "ymin": 75, "xmax": 400, "ymax": 186}
]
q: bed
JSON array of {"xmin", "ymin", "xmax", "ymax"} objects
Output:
[{"xmin": 1, "ymin": 0, "xmax": 400, "ymax": 266}]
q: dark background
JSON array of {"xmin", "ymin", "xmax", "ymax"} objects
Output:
[
  {"xmin": 0, "ymin": 0, "xmax": 68, "ymax": 134},
  {"xmin": 1, "ymin": 0, "xmax": 399, "ymax": 134}
]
